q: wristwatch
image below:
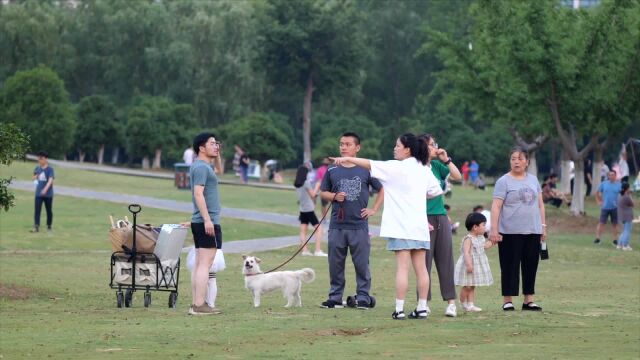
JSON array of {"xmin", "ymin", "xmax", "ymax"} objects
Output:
[{"xmin": 444, "ymin": 158, "xmax": 452, "ymax": 165}]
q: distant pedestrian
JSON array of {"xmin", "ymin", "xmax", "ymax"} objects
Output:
[
  {"xmin": 594, "ymin": 170, "xmax": 621, "ymax": 245},
  {"xmin": 239, "ymin": 151, "xmax": 250, "ymax": 184},
  {"xmin": 617, "ymin": 183, "xmax": 634, "ymax": 251},
  {"xmin": 294, "ymin": 165, "xmax": 326, "ymax": 257},
  {"xmin": 183, "ymin": 147, "xmax": 195, "ymax": 165},
  {"xmin": 469, "ymin": 160, "xmax": 480, "ymax": 186},
  {"xmin": 31, "ymin": 151, "xmax": 55, "ymax": 233},
  {"xmin": 618, "ymin": 152, "xmax": 630, "ymax": 184},
  {"xmin": 233, "ymin": 145, "xmax": 243, "ymax": 176},
  {"xmin": 461, "ymin": 161, "xmax": 470, "ymax": 186}
]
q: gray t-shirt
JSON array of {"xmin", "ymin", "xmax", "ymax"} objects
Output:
[
  {"xmin": 190, "ymin": 160, "xmax": 221, "ymax": 224},
  {"xmin": 296, "ymin": 179, "xmax": 316, "ymax": 212},
  {"xmin": 320, "ymin": 165, "xmax": 383, "ymax": 230},
  {"xmin": 617, "ymin": 194, "xmax": 634, "ymax": 222},
  {"xmin": 493, "ymin": 173, "xmax": 542, "ymax": 234}
]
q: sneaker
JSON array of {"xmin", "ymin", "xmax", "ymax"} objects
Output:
[
  {"xmin": 623, "ymin": 246, "xmax": 633, "ymax": 251},
  {"xmin": 188, "ymin": 304, "xmax": 216, "ymax": 315},
  {"xmin": 320, "ymin": 300, "xmax": 344, "ymax": 309},
  {"xmin": 392, "ymin": 310, "xmax": 406, "ymax": 320},
  {"xmin": 464, "ymin": 304, "xmax": 482, "ymax": 312},
  {"xmin": 29, "ymin": 226, "xmax": 39, "ymax": 233},
  {"xmin": 612, "ymin": 239, "xmax": 618, "ymax": 246},
  {"xmin": 594, "ymin": 238, "xmax": 601, "ymax": 244},
  {"xmin": 408, "ymin": 308, "xmax": 429, "ymax": 319},
  {"xmin": 617, "ymin": 245, "xmax": 623, "ymax": 250},
  {"xmin": 301, "ymin": 250, "xmax": 313, "ymax": 256},
  {"xmin": 314, "ymin": 250, "xmax": 328, "ymax": 257},
  {"xmin": 445, "ymin": 303, "xmax": 457, "ymax": 317},
  {"xmin": 356, "ymin": 300, "xmax": 370, "ymax": 310}
]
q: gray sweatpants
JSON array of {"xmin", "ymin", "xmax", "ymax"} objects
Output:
[
  {"xmin": 426, "ymin": 215, "xmax": 457, "ymax": 301},
  {"xmin": 327, "ymin": 228, "xmax": 372, "ymax": 303}
]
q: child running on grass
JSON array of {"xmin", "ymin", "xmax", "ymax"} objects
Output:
[
  {"xmin": 294, "ymin": 165, "xmax": 326, "ymax": 256},
  {"xmin": 454, "ymin": 212, "xmax": 494, "ymax": 312}
]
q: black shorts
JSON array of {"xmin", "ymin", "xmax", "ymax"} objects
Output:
[
  {"xmin": 191, "ymin": 222, "xmax": 222, "ymax": 249},
  {"xmin": 599, "ymin": 209, "xmax": 618, "ymax": 225},
  {"xmin": 299, "ymin": 211, "xmax": 319, "ymax": 226}
]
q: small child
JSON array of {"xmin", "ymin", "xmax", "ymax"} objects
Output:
[
  {"xmin": 186, "ymin": 247, "xmax": 226, "ymax": 309},
  {"xmin": 294, "ymin": 165, "xmax": 326, "ymax": 256},
  {"xmin": 454, "ymin": 212, "xmax": 494, "ymax": 312}
]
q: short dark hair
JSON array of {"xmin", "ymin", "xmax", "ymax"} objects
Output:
[
  {"xmin": 192, "ymin": 132, "xmax": 216, "ymax": 155},
  {"xmin": 472, "ymin": 205, "xmax": 484, "ymax": 212},
  {"xmin": 465, "ymin": 212, "xmax": 486, "ymax": 231},
  {"xmin": 620, "ymin": 182, "xmax": 630, "ymax": 195},
  {"xmin": 37, "ymin": 151, "xmax": 49, "ymax": 158},
  {"xmin": 341, "ymin": 132, "xmax": 361, "ymax": 145}
]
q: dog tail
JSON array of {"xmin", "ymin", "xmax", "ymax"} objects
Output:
[{"xmin": 297, "ymin": 268, "xmax": 315, "ymax": 283}]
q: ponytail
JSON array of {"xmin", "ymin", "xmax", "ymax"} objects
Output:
[{"xmin": 399, "ymin": 133, "xmax": 428, "ymax": 165}]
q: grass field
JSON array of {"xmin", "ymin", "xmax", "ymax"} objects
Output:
[
  {"xmin": 0, "ymin": 190, "xmax": 296, "ymax": 251},
  {"xmin": 1, "ymin": 161, "xmax": 639, "ymax": 359}
]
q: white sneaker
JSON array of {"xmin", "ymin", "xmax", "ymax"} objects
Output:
[
  {"xmin": 445, "ymin": 303, "xmax": 457, "ymax": 317},
  {"xmin": 464, "ymin": 304, "xmax": 482, "ymax": 312},
  {"xmin": 616, "ymin": 245, "xmax": 623, "ymax": 250},
  {"xmin": 314, "ymin": 250, "xmax": 328, "ymax": 257},
  {"xmin": 623, "ymin": 246, "xmax": 633, "ymax": 251},
  {"xmin": 302, "ymin": 250, "xmax": 313, "ymax": 256}
]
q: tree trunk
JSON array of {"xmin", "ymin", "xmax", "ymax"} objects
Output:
[
  {"xmin": 560, "ymin": 154, "xmax": 572, "ymax": 194},
  {"xmin": 592, "ymin": 148, "xmax": 604, "ymax": 196},
  {"xmin": 152, "ymin": 149, "xmax": 162, "ymax": 169},
  {"xmin": 142, "ymin": 156, "xmax": 150, "ymax": 170},
  {"xmin": 528, "ymin": 151, "xmax": 538, "ymax": 177},
  {"xmin": 97, "ymin": 144, "xmax": 105, "ymax": 165},
  {"xmin": 78, "ymin": 151, "xmax": 86, "ymax": 163},
  {"xmin": 111, "ymin": 147, "xmax": 119, "ymax": 164},
  {"xmin": 570, "ymin": 161, "xmax": 586, "ymax": 216},
  {"xmin": 302, "ymin": 73, "xmax": 314, "ymax": 163}
]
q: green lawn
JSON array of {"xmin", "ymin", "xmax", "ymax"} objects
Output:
[
  {"xmin": 1, "ymin": 161, "xmax": 300, "ymax": 215},
  {"xmin": 0, "ymin": 190, "xmax": 296, "ymax": 251},
  {"xmin": 1, "ymin": 161, "xmax": 639, "ymax": 359},
  {"xmin": 0, "ymin": 233, "xmax": 638, "ymax": 359}
]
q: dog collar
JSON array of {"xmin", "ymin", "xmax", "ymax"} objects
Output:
[{"xmin": 244, "ymin": 272, "xmax": 263, "ymax": 277}]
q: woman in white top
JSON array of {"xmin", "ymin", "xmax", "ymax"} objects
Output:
[{"xmin": 332, "ymin": 133, "xmax": 443, "ymax": 320}]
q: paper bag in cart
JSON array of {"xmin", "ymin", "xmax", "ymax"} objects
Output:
[{"xmin": 109, "ymin": 225, "xmax": 159, "ymax": 253}]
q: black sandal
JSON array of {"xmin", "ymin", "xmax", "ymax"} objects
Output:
[
  {"xmin": 408, "ymin": 309, "xmax": 429, "ymax": 319},
  {"xmin": 502, "ymin": 302, "xmax": 515, "ymax": 311},
  {"xmin": 522, "ymin": 302, "xmax": 542, "ymax": 311},
  {"xmin": 392, "ymin": 311, "xmax": 406, "ymax": 320}
]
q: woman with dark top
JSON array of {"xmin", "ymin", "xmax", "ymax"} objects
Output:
[{"xmin": 490, "ymin": 147, "xmax": 547, "ymax": 311}]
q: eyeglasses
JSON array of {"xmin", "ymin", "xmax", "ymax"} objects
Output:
[
  {"xmin": 209, "ymin": 141, "xmax": 222, "ymax": 148},
  {"xmin": 429, "ymin": 142, "xmax": 438, "ymax": 149}
]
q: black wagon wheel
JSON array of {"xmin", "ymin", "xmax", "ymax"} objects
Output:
[
  {"xmin": 124, "ymin": 289, "xmax": 133, "ymax": 308},
  {"xmin": 143, "ymin": 292, "xmax": 151, "ymax": 308},
  {"xmin": 116, "ymin": 291, "xmax": 124, "ymax": 308},
  {"xmin": 168, "ymin": 292, "xmax": 178, "ymax": 308}
]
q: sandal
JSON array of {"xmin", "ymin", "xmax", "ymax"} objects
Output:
[
  {"xmin": 522, "ymin": 302, "xmax": 542, "ymax": 311},
  {"xmin": 391, "ymin": 311, "xmax": 406, "ymax": 320},
  {"xmin": 408, "ymin": 309, "xmax": 429, "ymax": 319},
  {"xmin": 502, "ymin": 302, "xmax": 515, "ymax": 311}
]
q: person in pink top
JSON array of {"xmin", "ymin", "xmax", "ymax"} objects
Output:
[
  {"xmin": 461, "ymin": 161, "xmax": 470, "ymax": 186},
  {"xmin": 314, "ymin": 157, "xmax": 331, "ymax": 215}
]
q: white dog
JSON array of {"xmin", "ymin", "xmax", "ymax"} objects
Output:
[{"xmin": 242, "ymin": 255, "xmax": 315, "ymax": 308}]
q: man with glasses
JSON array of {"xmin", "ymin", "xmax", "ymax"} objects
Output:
[
  {"xmin": 189, "ymin": 133, "xmax": 223, "ymax": 315},
  {"xmin": 421, "ymin": 134, "xmax": 462, "ymax": 317}
]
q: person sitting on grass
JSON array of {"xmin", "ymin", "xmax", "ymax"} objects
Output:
[{"xmin": 454, "ymin": 212, "xmax": 494, "ymax": 312}]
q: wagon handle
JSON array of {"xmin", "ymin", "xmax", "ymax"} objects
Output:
[{"xmin": 128, "ymin": 204, "xmax": 142, "ymax": 215}]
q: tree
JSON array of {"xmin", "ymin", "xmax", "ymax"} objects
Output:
[
  {"xmin": 425, "ymin": 0, "xmax": 640, "ymax": 214},
  {"xmin": 75, "ymin": 95, "xmax": 120, "ymax": 164},
  {"xmin": 312, "ymin": 112, "xmax": 382, "ymax": 161},
  {"xmin": 222, "ymin": 113, "xmax": 295, "ymax": 165},
  {"xmin": 258, "ymin": 0, "xmax": 365, "ymax": 163},
  {"xmin": 0, "ymin": 66, "xmax": 75, "ymax": 158},
  {"xmin": 0, "ymin": 123, "xmax": 29, "ymax": 211}
]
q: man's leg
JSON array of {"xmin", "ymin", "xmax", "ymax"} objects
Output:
[
  {"xmin": 33, "ymin": 197, "xmax": 43, "ymax": 231},
  {"xmin": 611, "ymin": 210, "xmax": 619, "ymax": 241},
  {"xmin": 194, "ymin": 248, "xmax": 216, "ymax": 307},
  {"xmin": 327, "ymin": 229, "xmax": 348, "ymax": 303},
  {"xmin": 43, "ymin": 197, "xmax": 53, "ymax": 229},
  {"xmin": 349, "ymin": 229, "xmax": 372, "ymax": 302}
]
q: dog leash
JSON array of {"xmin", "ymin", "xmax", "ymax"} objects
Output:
[{"xmin": 262, "ymin": 193, "xmax": 337, "ymax": 274}]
